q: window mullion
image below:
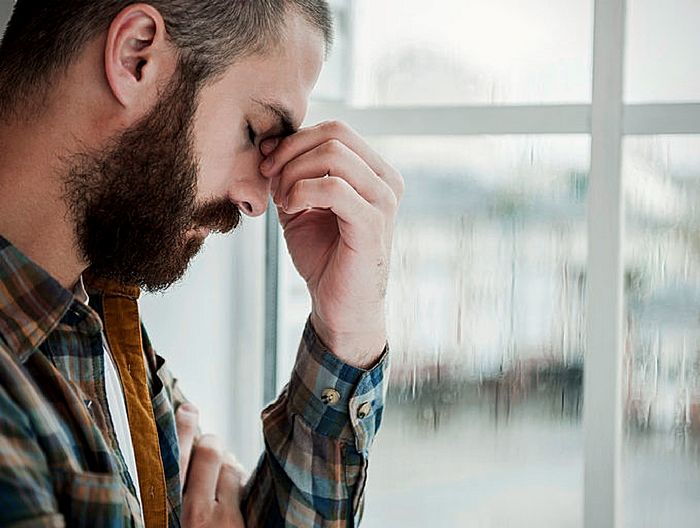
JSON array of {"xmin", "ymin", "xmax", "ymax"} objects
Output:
[
  {"xmin": 584, "ymin": 1, "xmax": 627, "ymax": 527},
  {"xmin": 307, "ymin": 102, "xmax": 700, "ymax": 137}
]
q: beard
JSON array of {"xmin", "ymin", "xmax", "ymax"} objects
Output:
[{"xmin": 63, "ymin": 66, "xmax": 241, "ymax": 292}]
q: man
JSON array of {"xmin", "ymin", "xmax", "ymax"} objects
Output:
[{"xmin": 0, "ymin": 0, "xmax": 403, "ymax": 526}]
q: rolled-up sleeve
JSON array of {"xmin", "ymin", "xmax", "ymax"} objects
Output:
[{"xmin": 242, "ymin": 318, "xmax": 389, "ymax": 527}]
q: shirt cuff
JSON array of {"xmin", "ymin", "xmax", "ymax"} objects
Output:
[{"xmin": 286, "ymin": 318, "xmax": 389, "ymax": 456}]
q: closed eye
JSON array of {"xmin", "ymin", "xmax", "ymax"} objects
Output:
[{"xmin": 247, "ymin": 122, "xmax": 258, "ymax": 145}]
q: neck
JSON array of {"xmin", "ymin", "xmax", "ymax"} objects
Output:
[{"xmin": 0, "ymin": 115, "xmax": 86, "ymax": 289}]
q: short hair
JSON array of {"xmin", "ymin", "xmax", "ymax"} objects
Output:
[{"xmin": 0, "ymin": 0, "xmax": 333, "ymax": 119}]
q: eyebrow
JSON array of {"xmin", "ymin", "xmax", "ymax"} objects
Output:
[{"xmin": 253, "ymin": 99, "xmax": 299, "ymax": 138}]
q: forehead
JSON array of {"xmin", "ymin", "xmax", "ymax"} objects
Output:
[{"xmin": 203, "ymin": 15, "xmax": 326, "ymax": 128}]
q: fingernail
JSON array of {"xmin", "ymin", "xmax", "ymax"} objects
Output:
[
  {"xmin": 260, "ymin": 138, "xmax": 280, "ymax": 156},
  {"xmin": 261, "ymin": 156, "xmax": 274, "ymax": 172}
]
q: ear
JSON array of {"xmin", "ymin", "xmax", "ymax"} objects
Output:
[{"xmin": 104, "ymin": 3, "xmax": 175, "ymax": 109}]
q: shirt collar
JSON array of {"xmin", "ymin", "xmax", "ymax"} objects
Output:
[
  {"xmin": 0, "ymin": 234, "xmax": 76, "ymax": 362},
  {"xmin": 82, "ymin": 271, "xmax": 141, "ymax": 300}
]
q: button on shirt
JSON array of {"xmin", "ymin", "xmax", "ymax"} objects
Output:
[{"xmin": 0, "ymin": 235, "xmax": 389, "ymax": 527}]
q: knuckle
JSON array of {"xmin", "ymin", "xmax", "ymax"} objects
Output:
[
  {"xmin": 175, "ymin": 407, "xmax": 199, "ymax": 427},
  {"xmin": 382, "ymin": 189, "xmax": 399, "ymax": 211},
  {"xmin": 321, "ymin": 138, "xmax": 345, "ymax": 156},
  {"xmin": 320, "ymin": 119, "xmax": 347, "ymax": 137},
  {"xmin": 395, "ymin": 173, "xmax": 406, "ymax": 199},
  {"xmin": 223, "ymin": 452, "xmax": 242, "ymax": 471},
  {"xmin": 280, "ymin": 160, "xmax": 296, "ymax": 181},
  {"xmin": 325, "ymin": 176, "xmax": 347, "ymax": 193},
  {"xmin": 178, "ymin": 402, "xmax": 199, "ymax": 415},
  {"xmin": 199, "ymin": 446, "xmax": 223, "ymax": 465},
  {"xmin": 220, "ymin": 458, "xmax": 238, "ymax": 473},
  {"xmin": 220, "ymin": 462, "xmax": 244, "ymax": 486},
  {"xmin": 387, "ymin": 166, "xmax": 405, "ymax": 198},
  {"xmin": 195, "ymin": 436, "xmax": 223, "ymax": 463}
]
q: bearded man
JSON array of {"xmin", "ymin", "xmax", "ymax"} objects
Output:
[{"xmin": 0, "ymin": 1, "xmax": 403, "ymax": 526}]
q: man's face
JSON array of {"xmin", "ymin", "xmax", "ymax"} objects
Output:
[{"xmin": 65, "ymin": 14, "xmax": 325, "ymax": 291}]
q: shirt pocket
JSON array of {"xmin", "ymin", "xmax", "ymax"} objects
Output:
[{"xmin": 60, "ymin": 470, "xmax": 133, "ymax": 528}]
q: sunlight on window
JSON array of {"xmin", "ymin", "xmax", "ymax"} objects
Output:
[{"xmin": 350, "ymin": 0, "xmax": 593, "ymax": 105}]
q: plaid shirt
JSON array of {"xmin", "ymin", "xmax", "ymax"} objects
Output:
[{"xmin": 0, "ymin": 234, "xmax": 388, "ymax": 527}]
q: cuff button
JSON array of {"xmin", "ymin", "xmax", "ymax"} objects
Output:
[
  {"xmin": 357, "ymin": 402, "xmax": 372, "ymax": 419},
  {"xmin": 321, "ymin": 388, "xmax": 341, "ymax": 406}
]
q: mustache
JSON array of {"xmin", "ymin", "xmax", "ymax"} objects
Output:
[{"xmin": 191, "ymin": 198, "xmax": 242, "ymax": 234}]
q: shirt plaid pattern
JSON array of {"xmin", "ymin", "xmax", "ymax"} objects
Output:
[{"xmin": 0, "ymin": 234, "xmax": 388, "ymax": 527}]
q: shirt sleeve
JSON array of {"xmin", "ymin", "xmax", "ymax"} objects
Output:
[{"xmin": 242, "ymin": 318, "xmax": 389, "ymax": 527}]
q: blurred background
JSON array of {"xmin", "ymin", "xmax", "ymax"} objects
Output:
[{"xmin": 1, "ymin": 0, "xmax": 697, "ymax": 526}]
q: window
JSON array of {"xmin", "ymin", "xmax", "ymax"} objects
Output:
[
  {"xmin": 268, "ymin": 1, "xmax": 700, "ymax": 527},
  {"xmin": 623, "ymin": 135, "xmax": 700, "ymax": 527}
]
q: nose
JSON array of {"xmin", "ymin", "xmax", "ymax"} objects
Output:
[
  {"xmin": 232, "ymin": 165, "xmax": 272, "ymax": 218},
  {"xmin": 237, "ymin": 199, "xmax": 266, "ymax": 217}
]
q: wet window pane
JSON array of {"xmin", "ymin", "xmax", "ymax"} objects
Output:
[
  {"xmin": 625, "ymin": 0, "xmax": 700, "ymax": 103},
  {"xmin": 346, "ymin": 0, "xmax": 593, "ymax": 106},
  {"xmin": 623, "ymin": 136, "xmax": 700, "ymax": 527},
  {"xmin": 277, "ymin": 136, "xmax": 590, "ymax": 527}
]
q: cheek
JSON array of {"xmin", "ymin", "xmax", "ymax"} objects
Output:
[
  {"xmin": 192, "ymin": 126, "xmax": 239, "ymax": 195},
  {"xmin": 194, "ymin": 138, "xmax": 265, "ymax": 199},
  {"xmin": 192, "ymin": 98, "xmax": 242, "ymax": 193}
]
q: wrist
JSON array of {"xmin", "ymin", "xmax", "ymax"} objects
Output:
[{"xmin": 310, "ymin": 311, "xmax": 386, "ymax": 370}]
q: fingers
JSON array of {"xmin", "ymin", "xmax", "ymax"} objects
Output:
[
  {"xmin": 216, "ymin": 453, "xmax": 247, "ymax": 503},
  {"xmin": 182, "ymin": 441, "xmax": 248, "ymax": 527},
  {"xmin": 184, "ymin": 434, "xmax": 223, "ymax": 502},
  {"xmin": 272, "ymin": 139, "xmax": 397, "ymax": 213},
  {"xmin": 216, "ymin": 454, "xmax": 247, "ymax": 526},
  {"xmin": 261, "ymin": 120, "xmax": 405, "ymax": 201},
  {"xmin": 175, "ymin": 403, "xmax": 199, "ymax": 490},
  {"xmin": 285, "ymin": 177, "xmax": 381, "ymax": 244}
]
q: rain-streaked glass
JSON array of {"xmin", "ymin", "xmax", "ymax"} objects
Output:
[
  {"xmin": 345, "ymin": 0, "xmax": 593, "ymax": 106},
  {"xmin": 277, "ymin": 136, "xmax": 590, "ymax": 527},
  {"xmin": 623, "ymin": 136, "xmax": 700, "ymax": 527},
  {"xmin": 625, "ymin": 0, "xmax": 700, "ymax": 103}
]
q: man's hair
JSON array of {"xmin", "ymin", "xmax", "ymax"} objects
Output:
[{"xmin": 0, "ymin": 0, "xmax": 332, "ymax": 119}]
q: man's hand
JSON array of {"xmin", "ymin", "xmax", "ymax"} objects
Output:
[
  {"xmin": 261, "ymin": 121, "xmax": 404, "ymax": 369},
  {"xmin": 176, "ymin": 404, "xmax": 247, "ymax": 527}
]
